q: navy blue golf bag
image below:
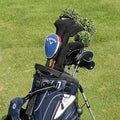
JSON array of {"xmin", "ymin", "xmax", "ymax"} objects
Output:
[
  {"xmin": 5, "ymin": 50, "xmax": 96, "ymax": 120},
  {"xmin": 5, "ymin": 64, "xmax": 83, "ymax": 120},
  {"xmin": 31, "ymin": 69, "xmax": 79, "ymax": 120},
  {"xmin": 5, "ymin": 14, "xmax": 96, "ymax": 120}
]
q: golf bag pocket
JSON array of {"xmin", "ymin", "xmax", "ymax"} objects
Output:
[{"xmin": 31, "ymin": 75, "xmax": 79, "ymax": 120}]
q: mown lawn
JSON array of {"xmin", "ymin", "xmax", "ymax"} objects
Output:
[{"xmin": 0, "ymin": 0, "xmax": 120, "ymax": 119}]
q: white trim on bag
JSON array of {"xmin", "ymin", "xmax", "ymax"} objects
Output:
[{"xmin": 34, "ymin": 91, "xmax": 48, "ymax": 112}]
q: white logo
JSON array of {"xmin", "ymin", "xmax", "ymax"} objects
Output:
[
  {"xmin": 61, "ymin": 18, "xmax": 69, "ymax": 20},
  {"xmin": 12, "ymin": 103, "xmax": 17, "ymax": 109},
  {"xmin": 47, "ymin": 38, "xmax": 56, "ymax": 45},
  {"xmin": 49, "ymin": 41, "xmax": 54, "ymax": 44}
]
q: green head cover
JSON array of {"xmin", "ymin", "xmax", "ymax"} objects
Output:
[{"xmin": 59, "ymin": 8, "xmax": 96, "ymax": 47}]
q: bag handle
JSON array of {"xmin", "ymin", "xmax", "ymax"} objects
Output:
[{"xmin": 35, "ymin": 64, "xmax": 62, "ymax": 78}]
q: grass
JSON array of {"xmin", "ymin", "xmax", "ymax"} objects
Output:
[{"xmin": 0, "ymin": 0, "xmax": 120, "ymax": 119}]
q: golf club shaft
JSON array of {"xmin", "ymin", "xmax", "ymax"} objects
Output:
[
  {"xmin": 72, "ymin": 64, "xmax": 80, "ymax": 77},
  {"xmin": 65, "ymin": 52, "xmax": 96, "ymax": 120},
  {"xmin": 65, "ymin": 65, "xmax": 71, "ymax": 72},
  {"xmin": 50, "ymin": 58, "xmax": 55, "ymax": 68}
]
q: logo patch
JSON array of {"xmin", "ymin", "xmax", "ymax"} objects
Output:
[{"xmin": 12, "ymin": 103, "xmax": 17, "ymax": 109}]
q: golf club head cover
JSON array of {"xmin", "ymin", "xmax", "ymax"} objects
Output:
[
  {"xmin": 79, "ymin": 60, "xmax": 95, "ymax": 70},
  {"xmin": 54, "ymin": 18, "xmax": 74, "ymax": 38},
  {"xmin": 53, "ymin": 41, "xmax": 84, "ymax": 72},
  {"xmin": 54, "ymin": 18, "xmax": 84, "ymax": 39},
  {"xmin": 7, "ymin": 97, "xmax": 26, "ymax": 120},
  {"xmin": 54, "ymin": 18, "xmax": 84, "ymax": 71}
]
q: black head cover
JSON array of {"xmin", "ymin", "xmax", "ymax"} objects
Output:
[
  {"xmin": 54, "ymin": 18, "xmax": 84, "ymax": 39},
  {"xmin": 79, "ymin": 60, "xmax": 95, "ymax": 70},
  {"xmin": 75, "ymin": 50, "xmax": 94, "ymax": 62},
  {"xmin": 54, "ymin": 41, "xmax": 84, "ymax": 72}
]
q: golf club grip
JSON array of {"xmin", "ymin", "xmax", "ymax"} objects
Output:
[{"xmin": 25, "ymin": 94, "xmax": 38, "ymax": 117}]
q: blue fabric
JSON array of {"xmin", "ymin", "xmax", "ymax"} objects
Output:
[
  {"xmin": 64, "ymin": 83, "xmax": 78, "ymax": 95},
  {"xmin": 33, "ymin": 91, "xmax": 62, "ymax": 120},
  {"xmin": 8, "ymin": 77, "xmax": 79, "ymax": 120},
  {"xmin": 32, "ymin": 79, "xmax": 65, "ymax": 120},
  {"xmin": 8, "ymin": 97, "xmax": 26, "ymax": 120},
  {"xmin": 31, "ymin": 77, "xmax": 79, "ymax": 120},
  {"xmin": 45, "ymin": 34, "xmax": 60, "ymax": 58}
]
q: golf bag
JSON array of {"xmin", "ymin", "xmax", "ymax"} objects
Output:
[
  {"xmin": 5, "ymin": 17, "xmax": 96, "ymax": 120},
  {"xmin": 5, "ymin": 64, "xmax": 83, "ymax": 120},
  {"xmin": 26, "ymin": 64, "xmax": 81, "ymax": 120}
]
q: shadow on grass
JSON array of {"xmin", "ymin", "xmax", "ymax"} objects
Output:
[{"xmin": 1, "ymin": 115, "xmax": 13, "ymax": 120}]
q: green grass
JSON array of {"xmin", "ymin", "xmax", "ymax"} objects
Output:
[{"xmin": 0, "ymin": 0, "xmax": 120, "ymax": 119}]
